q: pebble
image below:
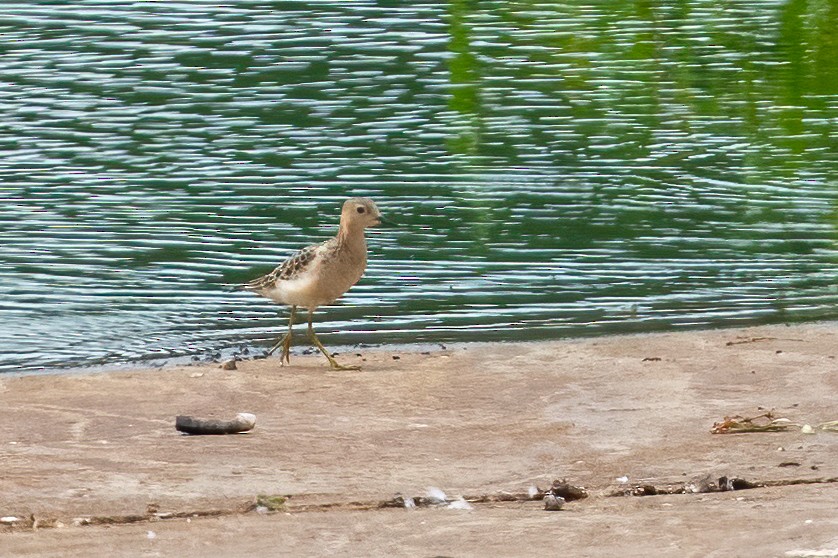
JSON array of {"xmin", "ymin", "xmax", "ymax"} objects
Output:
[
  {"xmin": 543, "ymin": 494, "xmax": 566, "ymax": 511},
  {"xmin": 220, "ymin": 359, "xmax": 237, "ymax": 371}
]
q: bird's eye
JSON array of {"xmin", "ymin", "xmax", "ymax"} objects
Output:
[{"xmin": 356, "ymin": 206, "xmax": 366, "ymax": 214}]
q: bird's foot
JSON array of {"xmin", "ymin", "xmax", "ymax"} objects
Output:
[
  {"xmin": 268, "ymin": 333, "xmax": 293, "ymax": 365},
  {"xmin": 279, "ymin": 337, "xmax": 292, "ymax": 365},
  {"xmin": 307, "ymin": 329, "xmax": 361, "ymax": 371},
  {"xmin": 328, "ymin": 361, "xmax": 361, "ymax": 371}
]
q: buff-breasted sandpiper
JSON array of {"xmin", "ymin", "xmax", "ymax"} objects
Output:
[{"xmin": 243, "ymin": 197, "xmax": 389, "ymax": 370}]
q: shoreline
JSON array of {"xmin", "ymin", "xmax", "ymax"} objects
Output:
[
  {"xmin": 11, "ymin": 318, "xmax": 838, "ymax": 379},
  {"xmin": 2, "ymin": 322, "xmax": 837, "ymax": 557}
]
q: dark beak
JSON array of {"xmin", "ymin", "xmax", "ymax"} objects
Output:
[{"xmin": 377, "ymin": 214, "xmax": 397, "ymax": 227}]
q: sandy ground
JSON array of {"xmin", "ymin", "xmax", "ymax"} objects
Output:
[{"xmin": 1, "ymin": 322, "xmax": 837, "ymax": 557}]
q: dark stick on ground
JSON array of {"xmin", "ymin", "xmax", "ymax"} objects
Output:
[{"xmin": 175, "ymin": 413, "xmax": 256, "ymax": 435}]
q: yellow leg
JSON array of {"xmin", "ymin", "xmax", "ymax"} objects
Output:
[
  {"xmin": 307, "ymin": 310, "xmax": 360, "ymax": 371},
  {"xmin": 267, "ymin": 305, "xmax": 296, "ymax": 364}
]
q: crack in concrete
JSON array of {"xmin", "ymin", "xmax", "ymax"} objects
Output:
[
  {"xmin": 609, "ymin": 476, "xmax": 838, "ymax": 497},
  {"xmin": 2, "ymin": 476, "xmax": 837, "ymax": 531}
]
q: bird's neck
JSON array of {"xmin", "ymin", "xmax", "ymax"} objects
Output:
[{"xmin": 336, "ymin": 222, "xmax": 367, "ymax": 252}]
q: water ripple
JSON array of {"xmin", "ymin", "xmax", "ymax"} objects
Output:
[{"xmin": 0, "ymin": 1, "xmax": 835, "ymax": 371}]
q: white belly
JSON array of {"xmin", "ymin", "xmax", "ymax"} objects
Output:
[{"xmin": 264, "ymin": 268, "xmax": 363, "ymax": 310}]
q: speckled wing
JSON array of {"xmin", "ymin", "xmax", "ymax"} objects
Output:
[{"xmin": 243, "ymin": 244, "xmax": 319, "ymax": 294}]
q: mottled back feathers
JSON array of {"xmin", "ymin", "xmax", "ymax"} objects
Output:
[{"xmin": 243, "ymin": 244, "xmax": 318, "ymax": 294}]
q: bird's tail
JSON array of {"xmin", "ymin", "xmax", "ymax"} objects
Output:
[{"xmin": 222, "ymin": 281, "xmax": 257, "ymax": 293}]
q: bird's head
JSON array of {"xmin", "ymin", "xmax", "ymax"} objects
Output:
[{"xmin": 341, "ymin": 197, "xmax": 393, "ymax": 229}]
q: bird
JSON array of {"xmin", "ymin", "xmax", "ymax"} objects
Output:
[{"xmin": 243, "ymin": 197, "xmax": 388, "ymax": 370}]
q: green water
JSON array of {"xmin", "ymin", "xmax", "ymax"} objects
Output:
[{"xmin": 1, "ymin": 1, "xmax": 836, "ymax": 372}]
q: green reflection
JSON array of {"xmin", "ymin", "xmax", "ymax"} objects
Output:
[
  {"xmin": 0, "ymin": 1, "xmax": 835, "ymax": 371},
  {"xmin": 446, "ymin": 0, "xmax": 482, "ymax": 157}
]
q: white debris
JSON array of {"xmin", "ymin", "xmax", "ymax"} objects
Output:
[
  {"xmin": 403, "ymin": 497, "xmax": 416, "ymax": 510},
  {"xmin": 446, "ymin": 498, "xmax": 473, "ymax": 511},
  {"xmin": 616, "ymin": 476, "xmax": 629, "ymax": 484},
  {"xmin": 0, "ymin": 517, "xmax": 20, "ymax": 525},
  {"xmin": 425, "ymin": 486, "xmax": 448, "ymax": 505},
  {"xmin": 527, "ymin": 486, "xmax": 540, "ymax": 499},
  {"xmin": 147, "ymin": 530, "xmax": 157, "ymax": 540},
  {"xmin": 801, "ymin": 424, "xmax": 816, "ymax": 434},
  {"xmin": 255, "ymin": 506, "xmax": 269, "ymax": 515}
]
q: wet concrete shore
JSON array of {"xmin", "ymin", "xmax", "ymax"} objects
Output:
[{"xmin": 2, "ymin": 323, "xmax": 837, "ymax": 557}]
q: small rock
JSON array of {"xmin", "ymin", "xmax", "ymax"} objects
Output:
[
  {"xmin": 548, "ymin": 479, "xmax": 588, "ymax": 501},
  {"xmin": 190, "ymin": 372, "xmax": 204, "ymax": 378},
  {"xmin": 255, "ymin": 495, "xmax": 286, "ymax": 512},
  {"xmin": 220, "ymin": 359, "xmax": 237, "ymax": 371},
  {"xmin": 718, "ymin": 476, "xmax": 759, "ymax": 491},
  {"xmin": 543, "ymin": 494, "xmax": 565, "ymax": 511},
  {"xmin": 686, "ymin": 475, "xmax": 714, "ymax": 494},
  {"xmin": 632, "ymin": 485, "xmax": 659, "ymax": 496},
  {"xmin": 801, "ymin": 424, "xmax": 815, "ymax": 434}
]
